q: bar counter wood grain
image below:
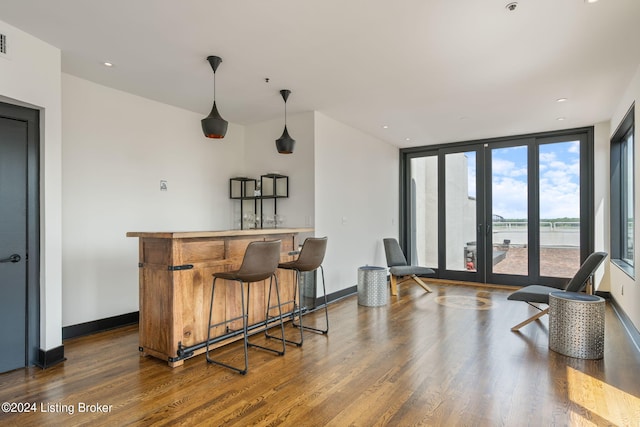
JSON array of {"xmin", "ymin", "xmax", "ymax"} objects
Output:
[{"xmin": 127, "ymin": 228, "xmax": 314, "ymax": 367}]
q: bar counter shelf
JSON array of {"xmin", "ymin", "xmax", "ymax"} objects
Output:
[
  {"xmin": 127, "ymin": 228, "xmax": 314, "ymax": 367},
  {"xmin": 230, "ymin": 174, "xmax": 289, "ymax": 230}
]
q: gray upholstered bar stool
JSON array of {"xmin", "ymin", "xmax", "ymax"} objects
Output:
[
  {"xmin": 205, "ymin": 240, "xmax": 286, "ymax": 375},
  {"xmin": 274, "ymin": 236, "xmax": 328, "ymax": 346}
]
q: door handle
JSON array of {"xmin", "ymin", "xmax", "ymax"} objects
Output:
[{"xmin": 0, "ymin": 254, "xmax": 21, "ymax": 263}]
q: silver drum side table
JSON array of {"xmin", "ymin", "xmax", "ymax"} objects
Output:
[
  {"xmin": 549, "ymin": 291, "xmax": 605, "ymax": 359},
  {"xmin": 357, "ymin": 266, "xmax": 388, "ymax": 307}
]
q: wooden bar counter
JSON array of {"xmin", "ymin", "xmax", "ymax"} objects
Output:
[{"xmin": 127, "ymin": 228, "xmax": 313, "ymax": 367}]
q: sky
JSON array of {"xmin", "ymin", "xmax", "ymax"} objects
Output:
[
  {"xmin": 487, "ymin": 140, "xmax": 580, "ymax": 220},
  {"xmin": 412, "ymin": 139, "xmax": 582, "ymax": 220}
]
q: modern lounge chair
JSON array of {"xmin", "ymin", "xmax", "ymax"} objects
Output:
[
  {"xmin": 383, "ymin": 238, "xmax": 435, "ymax": 296},
  {"xmin": 507, "ymin": 251, "xmax": 607, "ymax": 332}
]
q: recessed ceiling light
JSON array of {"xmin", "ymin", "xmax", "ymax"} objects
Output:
[
  {"xmin": 382, "ymin": 125, "xmax": 389, "ymax": 129},
  {"xmin": 405, "ymin": 138, "xmax": 411, "ymax": 141},
  {"xmin": 585, "ymin": 0, "xmax": 598, "ymax": 3},
  {"xmin": 103, "ymin": 62, "xmax": 114, "ymax": 67},
  {"xmin": 556, "ymin": 98, "xmax": 568, "ymax": 103},
  {"xmin": 557, "ymin": 117, "xmax": 566, "ymax": 121}
]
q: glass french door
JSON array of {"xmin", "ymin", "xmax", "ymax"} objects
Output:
[
  {"xmin": 408, "ymin": 144, "xmax": 485, "ymax": 282},
  {"xmin": 485, "ymin": 141, "xmax": 531, "ymax": 285},
  {"xmin": 402, "ymin": 129, "xmax": 592, "ymax": 287},
  {"xmin": 536, "ymin": 137, "xmax": 584, "ymax": 279},
  {"xmin": 408, "ymin": 155, "xmax": 439, "ymax": 270},
  {"xmin": 442, "ymin": 146, "xmax": 483, "ymax": 282}
]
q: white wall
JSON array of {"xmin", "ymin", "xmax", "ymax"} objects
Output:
[
  {"xmin": 314, "ymin": 112, "xmax": 399, "ymax": 294},
  {"xmin": 5, "ymin": 14, "xmax": 634, "ymax": 346},
  {"xmin": 0, "ymin": 20, "xmax": 63, "ymax": 351},
  {"xmin": 608, "ymin": 64, "xmax": 640, "ymax": 331},
  {"xmin": 244, "ymin": 111, "xmax": 315, "ymax": 231},
  {"xmin": 61, "ymin": 74, "xmax": 245, "ymax": 326},
  {"xmin": 63, "ymin": 93, "xmax": 394, "ymax": 324},
  {"xmin": 593, "ymin": 121, "xmax": 611, "ymax": 292}
]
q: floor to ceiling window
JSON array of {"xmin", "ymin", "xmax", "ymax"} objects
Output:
[
  {"xmin": 489, "ymin": 144, "xmax": 529, "ymax": 278},
  {"xmin": 537, "ymin": 140, "xmax": 582, "ymax": 278},
  {"xmin": 409, "ymin": 155, "xmax": 438, "ymax": 268},
  {"xmin": 444, "ymin": 150, "xmax": 477, "ymax": 273},
  {"xmin": 400, "ymin": 127, "xmax": 593, "ymax": 287},
  {"xmin": 610, "ymin": 105, "xmax": 635, "ymax": 277}
]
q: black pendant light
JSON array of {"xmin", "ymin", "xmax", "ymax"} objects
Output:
[
  {"xmin": 201, "ymin": 55, "xmax": 228, "ymax": 139},
  {"xmin": 276, "ymin": 89, "xmax": 295, "ymax": 154}
]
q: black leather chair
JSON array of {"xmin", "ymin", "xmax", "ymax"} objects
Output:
[
  {"xmin": 383, "ymin": 238, "xmax": 435, "ymax": 296},
  {"xmin": 205, "ymin": 240, "xmax": 286, "ymax": 374},
  {"xmin": 507, "ymin": 251, "xmax": 607, "ymax": 331}
]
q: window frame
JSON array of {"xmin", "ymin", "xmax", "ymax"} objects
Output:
[
  {"xmin": 610, "ymin": 104, "xmax": 635, "ymax": 278},
  {"xmin": 399, "ymin": 126, "xmax": 594, "ymax": 287}
]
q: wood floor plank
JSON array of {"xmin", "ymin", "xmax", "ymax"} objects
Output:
[{"xmin": 1, "ymin": 283, "xmax": 639, "ymax": 426}]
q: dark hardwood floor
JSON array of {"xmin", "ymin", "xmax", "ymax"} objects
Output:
[{"xmin": 1, "ymin": 283, "xmax": 639, "ymax": 426}]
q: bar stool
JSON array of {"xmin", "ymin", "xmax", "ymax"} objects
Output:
[
  {"xmin": 205, "ymin": 240, "xmax": 286, "ymax": 375},
  {"xmin": 274, "ymin": 236, "xmax": 328, "ymax": 346}
]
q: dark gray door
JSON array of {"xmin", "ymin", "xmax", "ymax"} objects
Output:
[{"xmin": 0, "ymin": 115, "xmax": 28, "ymax": 373}]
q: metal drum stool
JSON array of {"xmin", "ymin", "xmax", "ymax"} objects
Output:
[
  {"xmin": 549, "ymin": 291, "xmax": 605, "ymax": 359},
  {"xmin": 357, "ymin": 266, "xmax": 388, "ymax": 307}
]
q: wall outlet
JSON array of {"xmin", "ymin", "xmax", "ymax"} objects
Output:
[
  {"xmin": 0, "ymin": 31, "xmax": 11, "ymax": 60},
  {"xmin": 0, "ymin": 33, "xmax": 6, "ymax": 56}
]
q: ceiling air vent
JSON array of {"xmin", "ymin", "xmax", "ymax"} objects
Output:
[{"xmin": 0, "ymin": 33, "xmax": 7, "ymax": 56}]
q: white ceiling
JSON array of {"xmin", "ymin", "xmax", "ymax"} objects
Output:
[{"xmin": 1, "ymin": 0, "xmax": 639, "ymax": 148}]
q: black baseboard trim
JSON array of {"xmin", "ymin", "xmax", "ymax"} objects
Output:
[
  {"xmin": 36, "ymin": 345, "xmax": 65, "ymax": 369},
  {"xmin": 63, "ymin": 312, "xmax": 139, "ymax": 340},
  {"xmin": 609, "ymin": 297, "xmax": 640, "ymax": 354},
  {"xmin": 306, "ymin": 285, "xmax": 357, "ymax": 309},
  {"xmin": 595, "ymin": 290, "xmax": 611, "ymax": 299},
  {"xmin": 317, "ymin": 285, "xmax": 357, "ymax": 307}
]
